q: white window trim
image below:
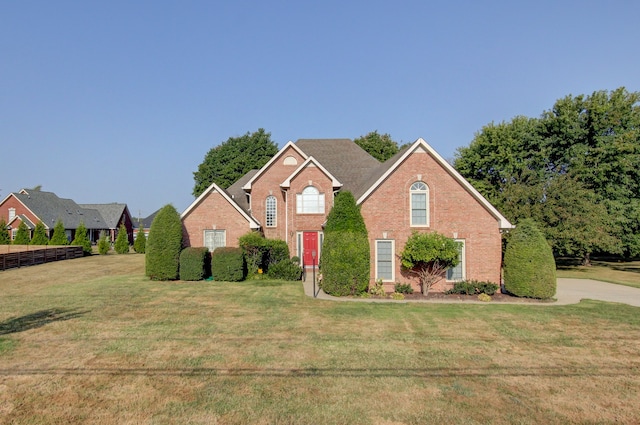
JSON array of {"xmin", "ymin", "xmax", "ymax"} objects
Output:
[
  {"xmin": 203, "ymin": 229, "xmax": 226, "ymax": 253},
  {"xmin": 410, "ymin": 181, "xmax": 429, "ymax": 227},
  {"xmin": 296, "ymin": 186, "xmax": 325, "ymax": 214},
  {"xmin": 265, "ymin": 196, "xmax": 277, "ymax": 228},
  {"xmin": 375, "ymin": 239, "xmax": 395, "ymax": 282},
  {"xmin": 446, "ymin": 239, "xmax": 466, "ymax": 282}
]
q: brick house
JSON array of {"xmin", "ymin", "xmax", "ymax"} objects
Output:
[
  {"xmin": 0, "ymin": 189, "xmax": 134, "ymax": 244},
  {"xmin": 181, "ymin": 138, "xmax": 513, "ymax": 292}
]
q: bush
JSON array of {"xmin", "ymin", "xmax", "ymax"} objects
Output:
[
  {"xmin": 211, "ymin": 247, "xmax": 245, "ymax": 282},
  {"xmin": 394, "ymin": 282, "xmax": 414, "ymax": 294},
  {"xmin": 264, "ymin": 239, "xmax": 289, "ymax": 269},
  {"xmin": 97, "ymin": 231, "xmax": 110, "ymax": 255},
  {"xmin": 145, "ymin": 204, "xmax": 183, "ymax": 281},
  {"xmin": 0, "ymin": 217, "xmax": 10, "ymax": 245},
  {"xmin": 320, "ymin": 231, "xmax": 370, "ymax": 296},
  {"xmin": 50, "ymin": 220, "xmax": 68, "ymax": 245},
  {"xmin": 12, "ymin": 222, "xmax": 31, "ymax": 245},
  {"xmin": 267, "ymin": 258, "xmax": 303, "ymax": 281},
  {"xmin": 180, "ymin": 247, "xmax": 210, "ymax": 281},
  {"xmin": 239, "ymin": 231, "xmax": 266, "ymax": 277},
  {"xmin": 504, "ymin": 218, "xmax": 557, "ymax": 299},
  {"xmin": 114, "ymin": 224, "xmax": 130, "ymax": 254},
  {"xmin": 446, "ymin": 280, "xmax": 498, "ymax": 296},
  {"xmin": 71, "ymin": 221, "xmax": 92, "ymax": 256},
  {"xmin": 369, "ymin": 279, "xmax": 386, "ymax": 296},
  {"xmin": 30, "ymin": 221, "xmax": 49, "ymax": 245}
]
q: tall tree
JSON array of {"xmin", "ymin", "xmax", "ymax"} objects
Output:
[
  {"xmin": 353, "ymin": 131, "xmax": 399, "ymax": 162},
  {"xmin": 146, "ymin": 204, "xmax": 183, "ymax": 280},
  {"xmin": 455, "ymin": 87, "xmax": 640, "ymax": 259},
  {"xmin": 30, "ymin": 221, "xmax": 49, "ymax": 245},
  {"xmin": 192, "ymin": 128, "xmax": 279, "ymax": 197}
]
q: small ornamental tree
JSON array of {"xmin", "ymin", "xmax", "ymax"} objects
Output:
[
  {"xmin": 503, "ymin": 219, "xmax": 557, "ymax": 299},
  {"xmin": 30, "ymin": 221, "xmax": 49, "ymax": 245},
  {"xmin": 133, "ymin": 228, "xmax": 146, "ymax": 253},
  {"xmin": 0, "ymin": 217, "xmax": 10, "ymax": 244},
  {"xmin": 50, "ymin": 220, "xmax": 68, "ymax": 245},
  {"xmin": 71, "ymin": 221, "xmax": 92, "ymax": 255},
  {"xmin": 400, "ymin": 231, "xmax": 460, "ymax": 296},
  {"xmin": 320, "ymin": 191, "xmax": 370, "ymax": 296},
  {"xmin": 145, "ymin": 204, "xmax": 183, "ymax": 280},
  {"xmin": 12, "ymin": 221, "xmax": 31, "ymax": 245},
  {"xmin": 114, "ymin": 224, "xmax": 130, "ymax": 254},
  {"xmin": 97, "ymin": 231, "xmax": 110, "ymax": 255}
]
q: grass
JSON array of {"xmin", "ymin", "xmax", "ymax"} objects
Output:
[
  {"xmin": 556, "ymin": 257, "xmax": 640, "ymax": 289},
  {"xmin": 0, "ymin": 255, "xmax": 639, "ymax": 424}
]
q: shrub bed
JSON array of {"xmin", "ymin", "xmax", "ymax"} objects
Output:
[{"xmin": 180, "ymin": 247, "xmax": 210, "ymax": 281}]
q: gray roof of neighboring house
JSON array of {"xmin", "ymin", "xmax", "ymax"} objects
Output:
[
  {"xmin": 79, "ymin": 203, "xmax": 128, "ymax": 229},
  {"xmin": 294, "ymin": 139, "xmax": 381, "ymax": 194},
  {"xmin": 133, "ymin": 210, "xmax": 159, "ymax": 229},
  {"xmin": 10, "ymin": 189, "xmax": 125, "ymax": 230}
]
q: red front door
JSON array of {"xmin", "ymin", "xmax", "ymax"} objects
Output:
[{"xmin": 303, "ymin": 232, "xmax": 318, "ymax": 267}]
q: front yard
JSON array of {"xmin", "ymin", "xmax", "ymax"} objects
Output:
[{"xmin": 1, "ymin": 254, "xmax": 639, "ymax": 424}]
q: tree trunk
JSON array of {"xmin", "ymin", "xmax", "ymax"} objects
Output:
[{"xmin": 582, "ymin": 252, "xmax": 591, "ymax": 267}]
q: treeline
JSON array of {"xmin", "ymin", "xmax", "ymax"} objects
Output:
[{"xmin": 454, "ymin": 87, "xmax": 640, "ymax": 264}]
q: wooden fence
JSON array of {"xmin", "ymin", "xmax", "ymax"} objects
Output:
[{"xmin": 0, "ymin": 246, "xmax": 84, "ymax": 271}]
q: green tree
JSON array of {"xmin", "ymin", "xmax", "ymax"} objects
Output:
[
  {"xmin": 145, "ymin": 205, "xmax": 183, "ymax": 280},
  {"xmin": 454, "ymin": 87, "xmax": 640, "ymax": 259},
  {"xmin": 399, "ymin": 231, "xmax": 459, "ymax": 296},
  {"xmin": 50, "ymin": 220, "xmax": 68, "ymax": 245},
  {"xmin": 503, "ymin": 219, "xmax": 556, "ymax": 299},
  {"xmin": 71, "ymin": 221, "xmax": 92, "ymax": 256},
  {"xmin": 192, "ymin": 128, "xmax": 279, "ymax": 196},
  {"xmin": 97, "ymin": 231, "xmax": 110, "ymax": 255},
  {"xmin": 0, "ymin": 217, "xmax": 10, "ymax": 244},
  {"xmin": 353, "ymin": 131, "xmax": 400, "ymax": 162},
  {"xmin": 133, "ymin": 228, "xmax": 146, "ymax": 253},
  {"xmin": 320, "ymin": 191, "xmax": 370, "ymax": 296},
  {"xmin": 12, "ymin": 222, "xmax": 31, "ymax": 245},
  {"xmin": 30, "ymin": 221, "xmax": 49, "ymax": 245},
  {"xmin": 114, "ymin": 224, "xmax": 130, "ymax": 254}
]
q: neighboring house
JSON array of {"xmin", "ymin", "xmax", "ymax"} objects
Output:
[
  {"xmin": 132, "ymin": 209, "xmax": 159, "ymax": 240},
  {"xmin": 181, "ymin": 138, "xmax": 513, "ymax": 292},
  {"xmin": 0, "ymin": 189, "xmax": 133, "ymax": 244}
]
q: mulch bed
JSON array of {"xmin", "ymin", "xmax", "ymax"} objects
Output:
[{"xmin": 382, "ymin": 292, "xmax": 554, "ymax": 303}]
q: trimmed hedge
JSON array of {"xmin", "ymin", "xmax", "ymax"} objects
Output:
[
  {"xmin": 503, "ymin": 218, "xmax": 557, "ymax": 299},
  {"xmin": 145, "ymin": 204, "xmax": 183, "ymax": 281},
  {"xmin": 211, "ymin": 247, "xmax": 246, "ymax": 282},
  {"xmin": 320, "ymin": 231, "xmax": 370, "ymax": 296},
  {"xmin": 180, "ymin": 247, "xmax": 210, "ymax": 281}
]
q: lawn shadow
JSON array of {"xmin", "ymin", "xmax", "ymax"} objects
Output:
[{"xmin": 0, "ymin": 308, "xmax": 88, "ymax": 335}]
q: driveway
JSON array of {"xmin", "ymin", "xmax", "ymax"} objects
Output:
[
  {"xmin": 303, "ymin": 276, "xmax": 640, "ymax": 307},
  {"xmin": 555, "ymin": 278, "xmax": 640, "ymax": 307}
]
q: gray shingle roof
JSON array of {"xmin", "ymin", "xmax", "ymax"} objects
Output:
[
  {"xmin": 79, "ymin": 203, "xmax": 128, "ymax": 229},
  {"xmin": 294, "ymin": 139, "xmax": 381, "ymax": 193},
  {"xmin": 225, "ymin": 169, "xmax": 259, "ymax": 214}
]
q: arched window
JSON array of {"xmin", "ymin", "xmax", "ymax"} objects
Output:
[
  {"xmin": 296, "ymin": 186, "xmax": 325, "ymax": 214},
  {"xmin": 410, "ymin": 181, "xmax": 429, "ymax": 226},
  {"xmin": 266, "ymin": 195, "xmax": 277, "ymax": 227}
]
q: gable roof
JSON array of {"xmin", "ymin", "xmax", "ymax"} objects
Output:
[
  {"xmin": 356, "ymin": 138, "xmax": 513, "ymax": 229},
  {"xmin": 242, "ymin": 141, "xmax": 308, "ymax": 191},
  {"xmin": 280, "ymin": 156, "xmax": 342, "ymax": 189},
  {"xmin": 79, "ymin": 203, "xmax": 130, "ymax": 229},
  {"xmin": 9, "ymin": 190, "xmax": 106, "ymax": 230},
  {"xmin": 181, "ymin": 181, "xmax": 260, "ymax": 229},
  {"xmin": 226, "ymin": 169, "xmax": 259, "ymax": 213}
]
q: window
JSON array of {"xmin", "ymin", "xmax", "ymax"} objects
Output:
[
  {"xmin": 410, "ymin": 181, "xmax": 429, "ymax": 226},
  {"xmin": 446, "ymin": 239, "xmax": 465, "ymax": 281},
  {"xmin": 296, "ymin": 186, "xmax": 325, "ymax": 214},
  {"xmin": 8, "ymin": 208, "xmax": 15, "ymax": 221},
  {"xmin": 376, "ymin": 240, "xmax": 395, "ymax": 281},
  {"xmin": 204, "ymin": 229, "xmax": 226, "ymax": 252},
  {"xmin": 265, "ymin": 196, "xmax": 277, "ymax": 227}
]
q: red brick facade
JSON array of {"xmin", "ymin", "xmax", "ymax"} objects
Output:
[{"xmin": 181, "ymin": 139, "xmax": 511, "ymax": 292}]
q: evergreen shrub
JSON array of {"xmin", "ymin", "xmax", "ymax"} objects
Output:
[
  {"xmin": 12, "ymin": 222, "xmax": 31, "ymax": 245},
  {"xmin": 98, "ymin": 232, "xmax": 110, "ymax": 255},
  {"xmin": 0, "ymin": 218, "xmax": 10, "ymax": 245},
  {"xmin": 30, "ymin": 221, "xmax": 49, "ymax": 246},
  {"xmin": 211, "ymin": 247, "xmax": 245, "ymax": 282},
  {"xmin": 50, "ymin": 220, "xmax": 68, "ymax": 245},
  {"xmin": 180, "ymin": 247, "xmax": 210, "ymax": 281},
  {"xmin": 445, "ymin": 280, "xmax": 498, "ymax": 296},
  {"xmin": 267, "ymin": 258, "xmax": 303, "ymax": 281},
  {"xmin": 264, "ymin": 239, "xmax": 289, "ymax": 269},
  {"xmin": 145, "ymin": 204, "xmax": 183, "ymax": 281},
  {"xmin": 503, "ymin": 218, "xmax": 556, "ymax": 299},
  {"xmin": 320, "ymin": 231, "xmax": 370, "ymax": 296},
  {"xmin": 114, "ymin": 224, "xmax": 130, "ymax": 254},
  {"xmin": 71, "ymin": 221, "xmax": 92, "ymax": 256},
  {"xmin": 133, "ymin": 229, "xmax": 146, "ymax": 253},
  {"xmin": 239, "ymin": 231, "xmax": 266, "ymax": 277}
]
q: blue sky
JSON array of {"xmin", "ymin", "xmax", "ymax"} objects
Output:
[{"xmin": 2, "ymin": 1, "xmax": 638, "ymax": 218}]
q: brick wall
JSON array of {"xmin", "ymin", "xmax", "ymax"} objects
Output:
[{"xmin": 360, "ymin": 149, "xmax": 503, "ymax": 293}]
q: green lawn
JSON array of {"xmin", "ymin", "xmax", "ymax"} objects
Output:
[
  {"xmin": 1, "ymin": 255, "xmax": 639, "ymax": 424},
  {"xmin": 556, "ymin": 258, "xmax": 640, "ymax": 289}
]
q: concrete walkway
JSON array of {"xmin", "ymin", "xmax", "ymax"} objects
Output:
[{"xmin": 302, "ymin": 273, "xmax": 640, "ymax": 307}]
